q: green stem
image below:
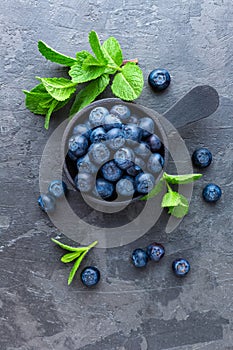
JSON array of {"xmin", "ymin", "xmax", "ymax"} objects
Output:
[
  {"xmin": 106, "ymin": 64, "xmax": 122, "ymax": 72},
  {"xmin": 166, "ymin": 181, "xmax": 173, "ymax": 193},
  {"xmin": 87, "ymin": 240, "xmax": 98, "ymax": 251}
]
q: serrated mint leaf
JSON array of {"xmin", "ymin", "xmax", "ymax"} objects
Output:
[
  {"xmin": 38, "ymin": 41, "xmax": 77, "ymax": 67},
  {"xmin": 88, "ymin": 30, "xmax": 107, "ymax": 64},
  {"xmin": 23, "ymin": 84, "xmax": 54, "ymax": 115},
  {"xmin": 61, "ymin": 251, "xmax": 84, "ymax": 263},
  {"xmin": 70, "ymin": 74, "xmax": 110, "ymax": 117},
  {"xmin": 167, "ymin": 194, "xmax": 189, "ymax": 218},
  {"xmin": 44, "ymin": 99, "xmax": 58, "ymax": 129},
  {"xmin": 38, "ymin": 77, "xmax": 76, "ymax": 101},
  {"xmin": 111, "ymin": 62, "xmax": 144, "ymax": 100},
  {"xmin": 82, "ymin": 55, "xmax": 107, "ymax": 70},
  {"xmin": 68, "ymin": 251, "xmax": 88, "ymax": 285},
  {"xmin": 102, "ymin": 37, "xmax": 123, "ymax": 72},
  {"xmin": 140, "ymin": 178, "xmax": 165, "ymax": 201},
  {"xmin": 163, "ymin": 172, "xmax": 202, "ymax": 184},
  {"xmin": 69, "ymin": 61, "xmax": 105, "ymax": 84},
  {"xmin": 162, "ymin": 191, "xmax": 182, "ymax": 208}
]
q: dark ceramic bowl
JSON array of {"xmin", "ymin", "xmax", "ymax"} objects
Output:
[{"xmin": 62, "ymin": 98, "xmax": 168, "ymax": 209}]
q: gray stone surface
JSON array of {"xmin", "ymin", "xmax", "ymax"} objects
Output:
[{"xmin": 1, "ymin": 0, "xmax": 233, "ymax": 349}]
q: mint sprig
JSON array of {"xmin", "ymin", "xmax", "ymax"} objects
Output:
[
  {"xmin": 24, "ymin": 30, "xmax": 144, "ymax": 129},
  {"xmin": 52, "ymin": 238, "xmax": 98, "ymax": 285},
  {"xmin": 141, "ymin": 172, "xmax": 202, "ymax": 218}
]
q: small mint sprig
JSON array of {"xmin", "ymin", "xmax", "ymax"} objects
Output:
[
  {"xmin": 23, "ymin": 30, "xmax": 144, "ymax": 129},
  {"xmin": 141, "ymin": 172, "xmax": 202, "ymax": 218},
  {"xmin": 51, "ymin": 238, "xmax": 98, "ymax": 285}
]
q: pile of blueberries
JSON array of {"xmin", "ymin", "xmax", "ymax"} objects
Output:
[{"xmin": 67, "ymin": 104, "xmax": 165, "ymax": 201}]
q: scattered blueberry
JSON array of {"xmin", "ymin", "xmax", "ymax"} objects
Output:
[
  {"xmin": 147, "ymin": 242, "xmax": 165, "ymax": 262},
  {"xmin": 81, "ymin": 266, "xmax": 100, "ymax": 287},
  {"xmin": 89, "ymin": 107, "xmax": 109, "ymax": 127},
  {"xmin": 101, "ymin": 160, "xmax": 123, "ymax": 182},
  {"xmin": 68, "ymin": 134, "xmax": 89, "ymax": 157},
  {"xmin": 192, "ymin": 148, "xmax": 212, "ymax": 168},
  {"xmin": 103, "ymin": 114, "xmax": 122, "ymax": 131},
  {"xmin": 90, "ymin": 127, "xmax": 106, "ymax": 143},
  {"xmin": 131, "ymin": 249, "xmax": 148, "ymax": 268},
  {"xmin": 88, "ymin": 143, "xmax": 110, "ymax": 165},
  {"xmin": 106, "ymin": 128, "xmax": 125, "ymax": 150},
  {"xmin": 123, "ymin": 124, "xmax": 142, "ymax": 146},
  {"xmin": 134, "ymin": 142, "xmax": 151, "ymax": 158},
  {"xmin": 116, "ymin": 176, "xmax": 135, "ymax": 197},
  {"xmin": 172, "ymin": 258, "xmax": 190, "ymax": 277},
  {"xmin": 48, "ymin": 180, "xmax": 67, "ymax": 199},
  {"xmin": 74, "ymin": 173, "xmax": 94, "ymax": 193},
  {"xmin": 110, "ymin": 104, "xmax": 131, "ymax": 120},
  {"xmin": 138, "ymin": 117, "xmax": 155, "ymax": 138},
  {"xmin": 147, "ymin": 153, "xmax": 164, "ymax": 174},
  {"xmin": 202, "ymin": 183, "xmax": 222, "ymax": 202},
  {"xmin": 148, "ymin": 68, "xmax": 171, "ymax": 92},
  {"xmin": 135, "ymin": 173, "xmax": 155, "ymax": 194},
  {"xmin": 38, "ymin": 193, "xmax": 56, "ymax": 212},
  {"xmin": 73, "ymin": 123, "xmax": 91, "ymax": 139},
  {"xmin": 95, "ymin": 178, "xmax": 115, "ymax": 199},
  {"xmin": 114, "ymin": 147, "xmax": 135, "ymax": 170},
  {"xmin": 77, "ymin": 155, "xmax": 97, "ymax": 174},
  {"xmin": 146, "ymin": 134, "xmax": 162, "ymax": 152}
]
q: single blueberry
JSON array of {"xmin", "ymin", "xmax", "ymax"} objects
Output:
[
  {"xmin": 116, "ymin": 176, "xmax": 135, "ymax": 197},
  {"xmin": 138, "ymin": 117, "xmax": 155, "ymax": 138},
  {"xmin": 126, "ymin": 157, "xmax": 146, "ymax": 177},
  {"xmin": 95, "ymin": 178, "xmax": 115, "ymax": 199},
  {"xmin": 103, "ymin": 114, "xmax": 122, "ymax": 131},
  {"xmin": 114, "ymin": 147, "xmax": 135, "ymax": 170},
  {"xmin": 192, "ymin": 148, "xmax": 212, "ymax": 168},
  {"xmin": 110, "ymin": 104, "xmax": 131, "ymax": 120},
  {"xmin": 101, "ymin": 160, "xmax": 123, "ymax": 182},
  {"xmin": 132, "ymin": 249, "xmax": 148, "ymax": 268},
  {"xmin": 148, "ymin": 68, "xmax": 171, "ymax": 92},
  {"xmin": 202, "ymin": 183, "xmax": 222, "ymax": 202},
  {"xmin": 90, "ymin": 127, "xmax": 106, "ymax": 143},
  {"xmin": 147, "ymin": 153, "xmax": 164, "ymax": 174},
  {"xmin": 172, "ymin": 258, "xmax": 190, "ymax": 277},
  {"xmin": 106, "ymin": 128, "xmax": 125, "ymax": 150},
  {"xmin": 123, "ymin": 124, "xmax": 142, "ymax": 147},
  {"xmin": 74, "ymin": 173, "xmax": 94, "ymax": 193},
  {"xmin": 89, "ymin": 106, "xmax": 109, "ymax": 127},
  {"xmin": 81, "ymin": 266, "xmax": 100, "ymax": 287},
  {"xmin": 147, "ymin": 242, "xmax": 165, "ymax": 262},
  {"xmin": 146, "ymin": 134, "xmax": 162, "ymax": 153},
  {"xmin": 48, "ymin": 180, "xmax": 67, "ymax": 199},
  {"xmin": 134, "ymin": 142, "xmax": 151, "ymax": 158},
  {"xmin": 88, "ymin": 143, "xmax": 110, "ymax": 165},
  {"xmin": 68, "ymin": 134, "xmax": 89, "ymax": 157},
  {"xmin": 77, "ymin": 155, "xmax": 98, "ymax": 174},
  {"xmin": 38, "ymin": 193, "xmax": 56, "ymax": 213},
  {"xmin": 73, "ymin": 123, "xmax": 91, "ymax": 139},
  {"xmin": 135, "ymin": 173, "xmax": 155, "ymax": 194}
]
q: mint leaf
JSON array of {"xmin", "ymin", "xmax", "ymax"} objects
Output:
[
  {"xmin": 68, "ymin": 251, "xmax": 88, "ymax": 285},
  {"xmin": 44, "ymin": 99, "xmax": 58, "ymax": 129},
  {"xmin": 23, "ymin": 84, "xmax": 53, "ymax": 115},
  {"xmin": 61, "ymin": 251, "xmax": 84, "ymax": 263},
  {"xmin": 88, "ymin": 30, "xmax": 107, "ymax": 64},
  {"xmin": 38, "ymin": 77, "xmax": 76, "ymax": 101},
  {"xmin": 162, "ymin": 191, "xmax": 182, "ymax": 208},
  {"xmin": 167, "ymin": 194, "xmax": 189, "ymax": 218},
  {"xmin": 140, "ymin": 178, "xmax": 165, "ymax": 201},
  {"xmin": 102, "ymin": 37, "xmax": 123, "ymax": 67},
  {"xmin": 82, "ymin": 55, "xmax": 107, "ymax": 70},
  {"xmin": 69, "ymin": 61, "xmax": 105, "ymax": 84},
  {"xmin": 51, "ymin": 238, "xmax": 86, "ymax": 252},
  {"xmin": 111, "ymin": 62, "xmax": 144, "ymax": 100},
  {"xmin": 163, "ymin": 172, "xmax": 202, "ymax": 184},
  {"xmin": 70, "ymin": 74, "xmax": 110, "ymax": 117},
  {"xmin": 38, "ymin": 40, "xmax": 77, "ymax": 67}
]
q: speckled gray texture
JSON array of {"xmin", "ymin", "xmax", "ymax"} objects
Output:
[{"xmin": 1, "ymin": 0, "xmax": 233, "ymax": 349}]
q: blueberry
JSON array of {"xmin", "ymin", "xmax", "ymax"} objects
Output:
[
  {"xmin": 147, "ymin": 242, "xmax": 165, "ymax": 262},
  {"xmin": 106, "ymin": 128, "xmax": 125, "ymax": 150},
  {"xmin": 90, "ymin": 127, "xmax": 106, "ymax": 143},
  {"xmin": 135, "ymin": 173, "xmax": 155, "ymax": 194},
  {"xmin": 135, "ymin": 157, "xmax": 146, "ymax": 170},
  {"xmin": 81, "ymin": 266, "xmax": 100, "ymax": 287},
  {"xmin": 73, "ymin": 123, "xmax": 91, "ymax": 139},
  {"xmin": 88, "ymin": 143, "xmax": 110, "ymax": 165},
  {"xmin": 110, "ymin": 104, "xmax": 131, "ymax": 120},
  {"xmin": 101, "ymin": 160, "xmax": 123, "ymax": 182},
  {"xmin": 38, "ymin": 193, "xmax": 56, "ymax": 212},
  {"xmin": 114, "ymin": 147, "xmax": 135, "ymax": 170},
  {"xmin": 134, "ymin": 142, "xmax": 151, "ymax": 158},
  {"xmin": 48, "ymin": 180, "xmax": 67, "ymax": 199},
  {"xmin": 77, "ymin": 155, "xmax": 97, "ymax": 174},
  {"xmin": 138, "ymin": 117, "xmax": 155, "ymax": 138},
  {"xmin": 192, "ymin": 148, "xmax": 212, "ymax": 168},
  {"xmin": 89, "ymin": 107, "xmax": 109, "ymax": 127},
  {"xmin": 202, "ymin": 183, "xmax": 222, "ymax": 202},
  {"xmin": 95, "ymin": 178, "xmax": 115, "ymax": 199},
  {"xmin": 128, "ymin": 115, "xmax": 138, "ymax": 125},
  {"xmin": 146, "ymin": 134, "xmax": 162, "ymax": 153},
  {"xmin": 126, "ymin": 157, "xmax": 146, "ymax": 177},
  {"xmin": 74, "ymin": 173, "xmax": 94, "ymax": 193},
  {"xmin": 131, "ymin": 249, "xmax": 148, "ymax": 268},
  {"xmin": 148, "ymin": 68, "xmax": 171, "ymax": 92},
  {"xmin": 147, "ymin": 153, "xmax": 164, "ymax": 174},
  {"xmin": 103, "ymin": 114, "xmax": 122, "ymax": 131},
  {"xmin": 172, "ymin": 258, "xmax": 190, "ymax": 277},
  {"xmin": 116, "ymin": 176, "xmax": 135, "ymax": 197},
  {"xmin": 68, "ymin": 135, "xmax": 89, "ymax": 157},
  {"xmin": 123, "ymin": 124, "xmax": 142, "ymax": 146}
]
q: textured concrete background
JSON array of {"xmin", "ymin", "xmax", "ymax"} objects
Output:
[{"xmin": 1, "ymin": 0, "xmax": 233, "ymax": 349}]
